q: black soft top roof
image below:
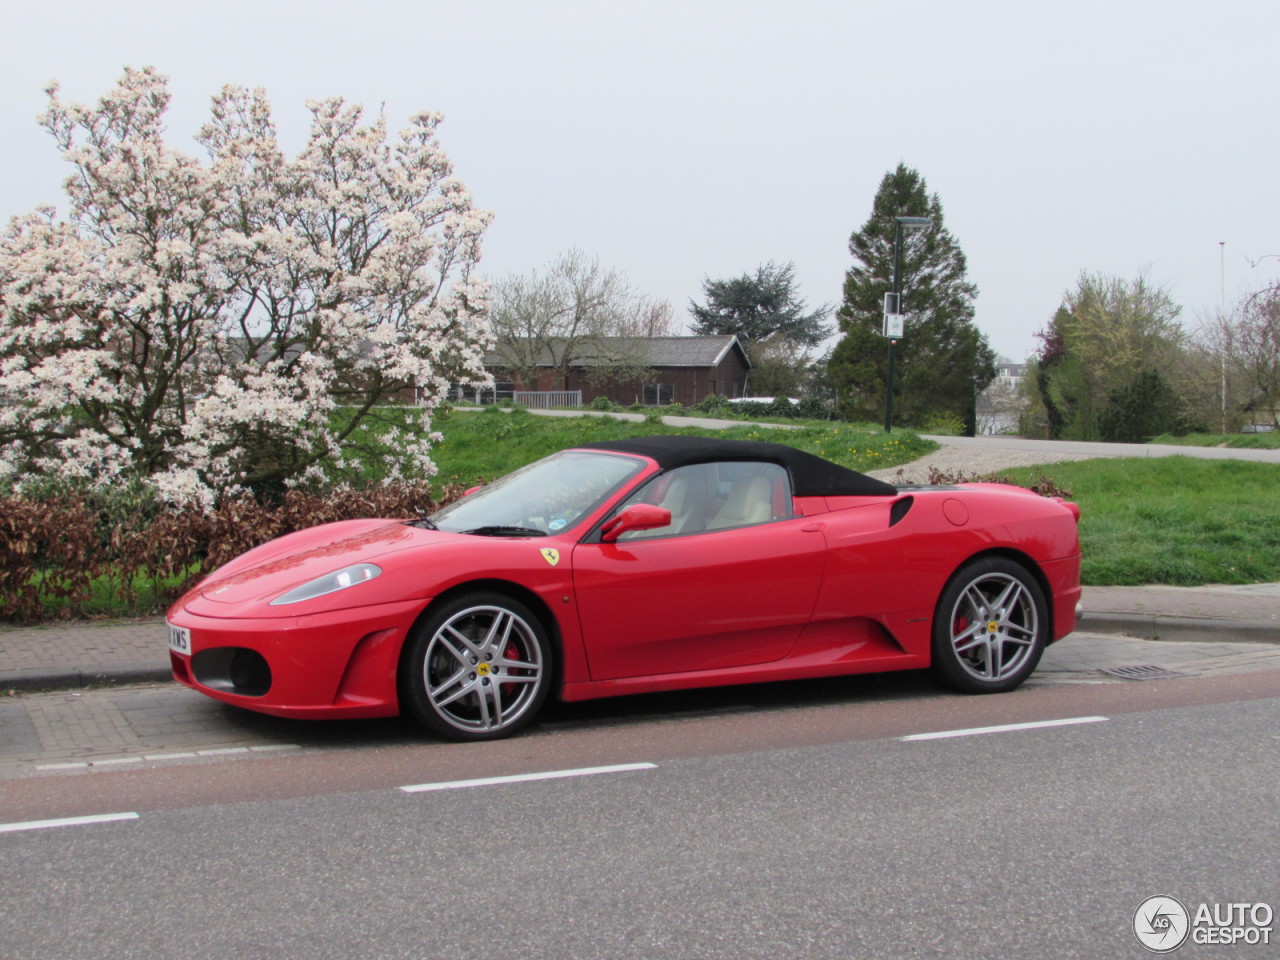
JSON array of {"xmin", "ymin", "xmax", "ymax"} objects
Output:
[{"xmin": 575, "ymin": 435, "xmax": 897, "ymax": 498}]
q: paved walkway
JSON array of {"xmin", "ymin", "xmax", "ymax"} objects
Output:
[
  {"xmin": 867, "ymin": 442, "xmax": 1093, "ymax": 484},
  {"xmin": 868, "ymin": 433, "xmax": 1280, "ymax": 483},
  {"xmin": 921, "ymin": 433, "xmax": 1280, "ymax": 463}
]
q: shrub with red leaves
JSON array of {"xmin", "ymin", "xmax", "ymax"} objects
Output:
[
  {"xmin": 922, "ymin": 467, "xmax": 1073, "ymax": 499},
  {"xmin": 0, "ymin": 482, "xmax": 471, "ymax": 622}
]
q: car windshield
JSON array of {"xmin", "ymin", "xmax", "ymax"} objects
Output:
[{"xmin": 430, "ymin": 450, "xmax": 644, "ymax": 536}]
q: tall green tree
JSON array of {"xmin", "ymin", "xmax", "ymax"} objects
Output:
[
  {"xmin": 828, "ymin": 164, "xmax": 994, "ymax": 433},
  {"xmin": 1034, "ymin": 272, "xmax": 1187, "ymax": 441},
  {"xmin": 689, "ymin": 261, "xmax": 831, "ymax": 348}
]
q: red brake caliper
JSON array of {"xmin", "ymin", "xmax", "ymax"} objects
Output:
[{"xmin": 501, "ymin": 643, "xmax": 520, "ymax": 697}]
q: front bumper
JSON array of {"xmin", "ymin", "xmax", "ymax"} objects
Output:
[{"xmin": 167, "ymin": 598, "xmax": 426, "ymax": 720}]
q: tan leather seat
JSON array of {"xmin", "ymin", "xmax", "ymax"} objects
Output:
[
  {"xmin": 708, "ymin": 476, "xmax": 772, "ymax": 529},
  {"xmin": 660, "ymin": 473, "xmax": 709, "ymax": 534}
]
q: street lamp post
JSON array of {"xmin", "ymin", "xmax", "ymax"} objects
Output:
[{"xmin": 883, "ymin": 216, "xmax": 932, "ymax": 433}]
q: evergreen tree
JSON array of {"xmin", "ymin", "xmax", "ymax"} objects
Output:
[
  {"xmin": 689, "ymin": 261, "xmax": 831, "ymax": 347},
  {"xmin": 1096, "ymin": 369, "xmax": 1185, "ymax": 442},
  {"xmin": 828, "ymin": 164, "xmax": 994, "ymax": 433}
]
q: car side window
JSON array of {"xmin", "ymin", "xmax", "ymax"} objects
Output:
[{"xmin": 615, "ymin": 461, "xmax": 791, "ymax": 539}]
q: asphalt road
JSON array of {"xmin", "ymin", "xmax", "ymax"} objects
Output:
[{"xmin": 2, "ymin": 661, "xmax": 1277, "ymax": 959}]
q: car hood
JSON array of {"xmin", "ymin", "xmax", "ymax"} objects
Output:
[{"xmin": 193, "ymin": 519, "xmax": 441, "ymax": 608}]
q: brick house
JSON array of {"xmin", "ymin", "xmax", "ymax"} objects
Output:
[{"xmin": 473, "ymin": 335, "xmax": 751, "ymax": 407}]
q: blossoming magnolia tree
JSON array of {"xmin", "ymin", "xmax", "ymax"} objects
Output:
[{"xmin": 0, "ymin": 67, "xmax": 493, "ymax": 507}]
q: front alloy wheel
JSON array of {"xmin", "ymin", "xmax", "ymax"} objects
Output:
[
  {"xmin": 403, "ymin": 593, "xmax": 552, "ymax": 741},
  {"xmin": 931, "ymin": 557, "xmax": 1047, "ymax": 694}
]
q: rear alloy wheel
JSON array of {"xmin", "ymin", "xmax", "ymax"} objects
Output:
[
  {"xmin": 402, "ymin": 593, "xmax": 552, "ymax": 741},
  {"xmin": 931, "ymin": 557, "xmax": 1047, "ymax": 694}
]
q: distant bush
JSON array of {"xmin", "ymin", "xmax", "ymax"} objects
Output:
[
  {"xmin": 690, "ymin": 394, "xmax": 733, "ymax": 418},
  {"xmin": 796, "ymin": 397, "xmax": 838, "ymax": 420},
  {"xmin": 1096, "ymin": 369, "xmax": 1186, "ymax": 443},
  {"xmin": 588, "ymin": 395, "xmax": 620, "ymax": 412},
  {"xmin": 684, "ymin": 394, "xmax": 838, "ymax": 422},
  {"xmin": 923, "ymin": 413, "xmax": 967, "ymax": 436}
]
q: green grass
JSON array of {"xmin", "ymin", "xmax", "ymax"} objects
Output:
[
  {"xmin": 999, "ymin": 457, "xmax": 1280, "ymax": 586},
  {"xmin": 1149, "ymin": 431, "xmax": 1280, "ymax": 449},
  {"xmin": 427, "ymin": 407, "xmax": 935, "ymax": 490},
  {"xmin": 29, "ymin": 565, "xmax": 197, "ymax": 620}
]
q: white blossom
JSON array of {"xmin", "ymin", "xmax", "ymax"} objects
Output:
[{"xmin": 0, "ymin": 67, "xmax": 493, "ymax": 507}]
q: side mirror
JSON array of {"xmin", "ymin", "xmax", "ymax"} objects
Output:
[{"xmin": 600, "ymin": 503, "xmax": 672, "ymax": 543}]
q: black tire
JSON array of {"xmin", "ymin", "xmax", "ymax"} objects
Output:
[
  {"xmin": 401, "ymin": 591, "xmax": 552, "ymax": 741},
  {"xmin": 930, "ymin": 556, "xmax": 1047, "ymax": 694}
]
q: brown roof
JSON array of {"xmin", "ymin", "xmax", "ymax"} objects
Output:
[{"xmin": 486, "ymin": 335, "xmax": 748, "ymax": 369}]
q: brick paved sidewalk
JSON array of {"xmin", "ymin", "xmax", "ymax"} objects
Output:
[{"xmin": 0, "ymin": 617, "xmax": 166, "ymax": 691}]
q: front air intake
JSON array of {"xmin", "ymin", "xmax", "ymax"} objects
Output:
[{"xmin": 192, "ymin": 647, "xmax": 273, "ymax": 697}]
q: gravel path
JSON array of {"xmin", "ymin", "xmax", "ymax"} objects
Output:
[{"xmin": 866, "ymin": 444, "xmax": 1094, "ymax": 483}]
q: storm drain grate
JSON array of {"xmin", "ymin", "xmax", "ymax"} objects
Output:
[{"xmin": 1099, "ymin": 664, "xmax": 1191, "ymax": 681}]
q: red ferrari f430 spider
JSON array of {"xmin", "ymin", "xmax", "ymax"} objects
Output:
[{"xmin": 167, "ymin": 435, "xmax": 1082, "ymax": 740}]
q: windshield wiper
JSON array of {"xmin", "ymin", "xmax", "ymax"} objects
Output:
[
  {"xmin": 462, "ymin": 525, "xmax": 547, "ymax": 537},
  {"xmin": 410, "ymin": 516, "xmax": 438, "ymax": 530}
]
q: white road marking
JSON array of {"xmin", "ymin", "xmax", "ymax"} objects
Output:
[
  {"xmin": 0, "ymin": 812, "xmax": 139, "ymax": 834},
  {"xmin": 899, "ymin": 716, "xmax": 1109, "ymax": 741},
  {"xmin": 400, "ymin": 762, "xmax": 658, "ymax": 793}
]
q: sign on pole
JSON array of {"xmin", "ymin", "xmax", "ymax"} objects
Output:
[{"xmin": 882, "ymin": 292, "xmax": 903, "ymax": 338}]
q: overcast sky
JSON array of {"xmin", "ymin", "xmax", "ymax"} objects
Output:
[{"xmin": 3, "ymin": 0, "xmax": 1278, "ymax": 361}]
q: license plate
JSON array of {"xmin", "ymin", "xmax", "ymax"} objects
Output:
[{"xmin": 167, "ymin": 622, "xmax": 192, "ymax": 656}]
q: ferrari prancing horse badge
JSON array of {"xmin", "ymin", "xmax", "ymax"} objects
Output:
[{"xmin": 540, "ymin": 548, "xmax": 560, "ymax": 567}]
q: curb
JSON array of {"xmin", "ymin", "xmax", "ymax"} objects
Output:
[
  {"xmin": 1081, "ymin": 613, "xmax": 1280, "ymax": 646},
  {"xmin": 0, "ymin": 664, "xmax": 172, "ymax": 694}
]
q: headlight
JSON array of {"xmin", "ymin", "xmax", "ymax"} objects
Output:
[{"xmin": 269, "ymin": 563, "xmax": 382, "ymax": 606}]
